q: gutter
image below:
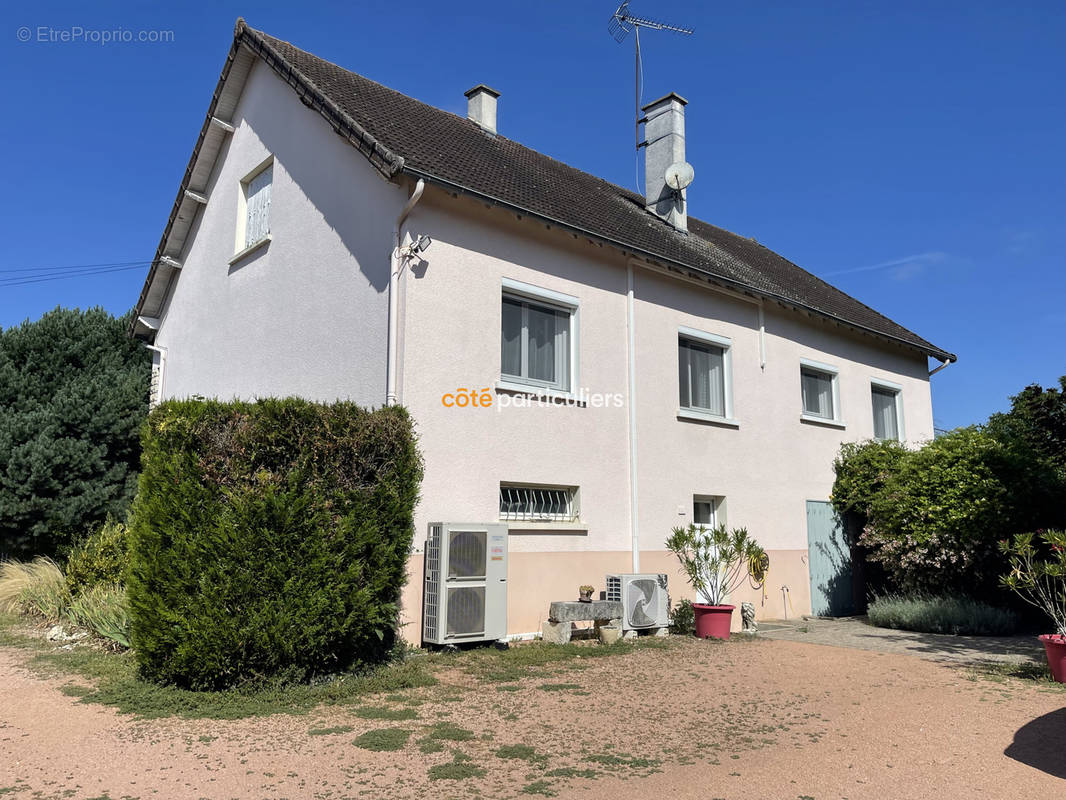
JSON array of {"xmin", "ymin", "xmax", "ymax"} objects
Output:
[{"xmin": 929, "ymin": 358, "xmax": 951, "ymax": 377}]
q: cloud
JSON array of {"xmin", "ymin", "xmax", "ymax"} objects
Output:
[{"xmin": 820, "ymin": 251, "xmax": 950, "ymax": 281}]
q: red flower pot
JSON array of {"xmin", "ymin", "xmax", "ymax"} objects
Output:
[
  {"xmin": 1039, "ymin": 634, "xmax": 1066, "ymax": 683},
  {"xmin": 692, "ymin": 603, "xmax": 735, "ymax": 640}
]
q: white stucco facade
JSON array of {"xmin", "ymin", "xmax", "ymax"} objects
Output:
[{"xmin": 148, "ymin": 57, "xmax": 939, "ymax": 636}]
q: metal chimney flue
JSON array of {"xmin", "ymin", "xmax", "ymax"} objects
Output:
[
  {"xmin": 465, "ymin": 84, "xmax": 500, "ymax": 134},
  {"xmin": 642, "ymin": 92, "xmax": 689, "ymax": 232}
]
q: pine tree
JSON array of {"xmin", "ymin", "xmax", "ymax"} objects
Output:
[{"xmin": 0, "ymin": 307, "xmax": 149, "ymax": 558}]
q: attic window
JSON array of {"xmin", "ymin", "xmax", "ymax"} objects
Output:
[{"xmin": 236, "ymin": 157, "xmax": 273, "ymax": 253}]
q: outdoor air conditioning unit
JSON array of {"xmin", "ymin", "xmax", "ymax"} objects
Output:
[
  {"xmin": 605, "ymin": 573, "xmax": 669, "ymax": 632},
  {"xmin": 423, "ymin": 523, "xmax": 508, "ymax": 646}
]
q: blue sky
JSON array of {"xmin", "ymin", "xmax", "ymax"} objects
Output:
[{"xmin": 0, "ymin": 1, "xmax": 1062, "ymax": 429}]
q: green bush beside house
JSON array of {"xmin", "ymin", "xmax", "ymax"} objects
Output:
[{"xmin": 126, "ymin": 398, "xmax": 423, "ymax": 690}]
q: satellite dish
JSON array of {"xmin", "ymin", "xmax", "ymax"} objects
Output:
[{"xmin": 665, "ymin": 161, "xmax": 695, "ymax": 191}]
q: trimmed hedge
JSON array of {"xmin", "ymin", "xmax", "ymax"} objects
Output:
[{"xmin": 127, "ymin": 398, "xmax": 423, "ymax": 690}]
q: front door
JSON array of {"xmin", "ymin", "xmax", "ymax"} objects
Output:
[{"xmin": 805, "ymin": 500, "xmax": 855, "ymax": 616}]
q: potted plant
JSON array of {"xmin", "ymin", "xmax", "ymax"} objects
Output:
[
  {"xmin": 578, "ymin": 584, "xmax": 595, "ymax": 603},
  {"xmin": 999, "ymin": 529, "xmax": 1066, "ymax": 683},
  {"xmin": 666, "ymin": 523, "xmax": 767, "ymax": 640}
]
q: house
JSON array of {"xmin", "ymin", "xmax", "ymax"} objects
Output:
[{"xmin": 131, "ymin": 20, "xmax": 955, "ymax": 636}]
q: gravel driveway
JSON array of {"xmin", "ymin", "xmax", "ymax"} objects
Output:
[{"xmin": 1, "ymin": 634, "xmax": 1063, "ymax": 799}]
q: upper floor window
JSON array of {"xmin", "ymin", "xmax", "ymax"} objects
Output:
[
  {"xmin": 236, "ymin": 157, "xmax": 273, "ymax": 253},
  {"xmin": 871, "ymin": 380, "xmax": 903, "ymax": 441},
  {"xmin": 800, "ymin": 360, "xmax": 841, "ymax": 423},
  {"xmin": 500, "ymin": 279, "xmax": 577, "ymax": 393},
  {"xmin": 678, "ymin": 327, "xmax": 734, "ymax": 422}
]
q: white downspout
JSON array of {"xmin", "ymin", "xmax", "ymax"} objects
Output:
[
  {"xmin": 626, "ymin": 262, "xmax": 640, "ymax": 572},
  {"xmin": 929, "ymin": 358, "xmax": 951, "ymax": 377},
  {"xmin": 386, "ymin": 179, "xmax": 426, "ymax": 406},
  {"xmin": 757, "ymin": 301, "xmax": 767, "ymax": 370}
]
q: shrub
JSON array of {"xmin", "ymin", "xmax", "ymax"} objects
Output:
[
  {"xmin": 867, "ymin": 594, "xmax": 1017, "ymax": 636},
  {"xmin": 0, "ymin": 307, "xmax": 149, "ymax": 560},
  {"xmin": 65, "ymin": 517, "xmax": 129, "ymax": 594},
  {"xmin": 666, "ymin": 523, "xmax": 766, "ymax": 605},
  {"xmin": 835, "ymin": 428, "xmax": 1062, "ymax": 595},
  {"xmin": 126, "ymin": 398, "xmax": 423, "ymax": 690},
  {"xmin": 1000, "ymin": 529, "xmax": 1066, "ymax": 636},
  {"xmin": 67, "ymin": 584, "xmax": 131, "ymax": 647},
  {"xmin": 669, "ymin": 598, "xmax": 695, "ymax": 635},
  {"xmin": 0, "ymin": 557, "xmax": 71, "ymax": 621}
]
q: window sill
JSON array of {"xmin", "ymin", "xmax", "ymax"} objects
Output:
[
  {"xmin": 495, "ymin": 380, "xmax": 583, "ymax": 406},
  {"xmin": 800, "ymin": 414, "xmax": 847, "ymax": 429},
  {"xmin": 503, "ymin": 522, "xmax": 589, "ymax": 534},
  {"xmin": 228, "ymin": 234, "xmax": 271, "ymax": 265},
  {"xmin": 677, "ymin": 408, "xmax": 740, "ymax": 428}
]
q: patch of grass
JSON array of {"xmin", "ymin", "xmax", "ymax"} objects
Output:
[
  {"xmin": 308, "ymin": 725, "xmax": 354, "ymax": 736},
  {"xmin": 354, "ymin": 705, "xmax": 418, "ymax": 720},
  {"xmin": 868, "ymin": 594, "xmax": 1017, "ymax": 636},
  {"xmin": 537, "ymin": 683, "xmax": 583, "ymax": 692},
  {"xmin": 521, "ymin": 779, "xmax": 557, "ymax": 796},
  {"xmin": 496, "ymin": 684, "xmax": 522, "ymax": 692},
  {"xmin": 353, "ymin": 728, "xmax": 411, "ymax": 751},
  {"xmin": 452, "ymin": 638, "xmax": 672, "ymax": 682},
  {"xmin": 428, "ymin": 751, "xmax": 486, "ymax": 781},
  {"xmin": 59, "ymin": 684, "xmax": 93, "ymax": 697},
  {"xmin": 588, "ymin": 752, "xmax": 661, "ymax": 770},
  {"xmin": 0, "ymin": 618, "xmax": 437, "ymax": 720},
  {"xmin": 546, "ymin": 767, "xmax": 599, "ymax": 779},
  {"xmin": 494, "ymin": 743, "xmax": 544, "ymax": 763},
  {"xmin": 423, "ymin": 721, "xmax": 475, "ymax": 741},
  {"xmin": 418, "ymin": 738, "xmax": 446, "ymax": 753},
  {"xmin": 0, "ymin": 558, "xmax": 70, "ymax": 621},
  {"xmin": 969, "ymin": 660, "xmax": 1066, "ymax": 689}
]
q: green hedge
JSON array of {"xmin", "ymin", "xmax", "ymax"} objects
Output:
[{"xmin": 126, "ymin": 398, "xmax": 423, "ymax": 690}]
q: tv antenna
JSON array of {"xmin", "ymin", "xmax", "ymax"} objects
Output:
[{"xmin": 608, "ymin": 1, "xmax": 694, "ymax": 151}]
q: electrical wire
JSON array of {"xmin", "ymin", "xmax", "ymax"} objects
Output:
[
  {"xmin": 0, "ymin": 263, "xmax": 150, "ymax": 288},
  {"xmin": 0, "ymin": 260, "xmax": 149, "ymax": 274}
]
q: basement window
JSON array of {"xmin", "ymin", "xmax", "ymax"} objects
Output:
[{"xmin": 499, "ymin": 483, "xmax": 579, "ymax": 523}]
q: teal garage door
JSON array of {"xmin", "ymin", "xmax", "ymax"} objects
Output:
[{"xmin": 806, "ymin": 500, "xmax": 855, "ymax": 617}]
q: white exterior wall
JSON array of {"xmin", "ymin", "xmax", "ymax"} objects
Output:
[
  {"xmin": 398, "ymin": 192, "xmax": 934, "ymax": 631},
  {"xmin": 152, "ymin": 60, "xmax": 405, "ymax": 406}
]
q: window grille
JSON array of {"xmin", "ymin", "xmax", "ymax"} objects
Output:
[{"xmin": 499, "ymin": 484, "xmax": 578, "ymax": 523}]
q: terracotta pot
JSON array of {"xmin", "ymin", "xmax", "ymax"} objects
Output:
[
  {"xmin": 1039, "ymin": 634, "xmax": 1066, "ymax": 683},
  {"xmin": 692, "ymin": 603, "xmax": 735, "ymax": 640}
]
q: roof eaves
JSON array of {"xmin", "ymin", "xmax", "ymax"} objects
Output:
[
  {"xmin": 401, "ymin": 163, "xmax": 957, "ymax": 364},
  {"xmin": 130, "ymin": 18, "xmax": 406, "ymax": 338}
]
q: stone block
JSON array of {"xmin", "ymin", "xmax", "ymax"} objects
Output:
[
  {"xmin": 548, "ymin": 600, "xmax": 624, "ymax": 623},
  {"xmin": 541, "ymin": 619, "xmax": 572, "ymax": 644}
]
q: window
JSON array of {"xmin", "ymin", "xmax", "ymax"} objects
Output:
[
  {"xmin": 236, "ymin": 157, "xmax": 273, "ymax": 255},
  {"xmin": 500, "ymin": 280, "xmax": 576, "ymax": 393},
  {"xmin": 871, "ymin": 381, "xmax": 903, "ymax": 441},
  {"xmin": 800, "ymin": 360, "xmax": 841, "ymax": 423},
  {"xmin": 678, "ymin": 327, "xmax": 734, "ymax": 421},
  {"xmin": 693, "ymin": 497, "xmax": 717, "ymax": 529},
  {"xmin": 499, "ymin": 484, "xmax": 579, "ymax": 523}
]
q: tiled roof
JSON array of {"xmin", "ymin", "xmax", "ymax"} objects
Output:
[{"xmin": 139, "ymin": 19, "xmax": 953, "ymax": 361}]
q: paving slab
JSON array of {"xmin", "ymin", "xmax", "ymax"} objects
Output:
[{"xmin": 758, "ymin": 615, "xmax": 1045, "ymax": 665}]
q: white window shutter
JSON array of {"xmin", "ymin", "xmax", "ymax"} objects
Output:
[{"xmin": 245, "ymin": 165, "xmax": 272, "ymax": 247}]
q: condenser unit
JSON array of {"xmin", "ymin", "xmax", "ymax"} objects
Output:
[
  {"xmin": 423, "ymin": 523, "xmax": 508, "ymax": 646},
  {"xmin": 605, "ymin": 573, "xmax": 669, "ymax": 631}
]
